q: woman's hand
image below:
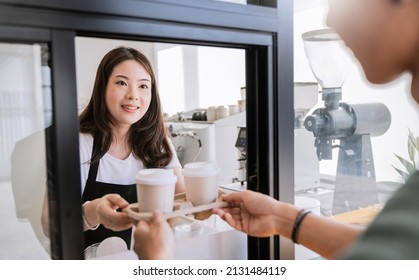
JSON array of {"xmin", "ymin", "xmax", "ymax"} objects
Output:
[{"xmin": 84, "ymin": 194, "xmax": 133, "ymax": 231}]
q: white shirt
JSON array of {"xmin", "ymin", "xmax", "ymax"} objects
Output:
[{"xmin": 79, "ymin": 133, "xmax": 181, "ymax": 193}]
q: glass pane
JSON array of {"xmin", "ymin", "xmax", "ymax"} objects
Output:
[
  {"xmin": 294, "ymin": 2, "xmax": 419, "ymax": 259},
  {"xmin": 75, "ymin": 37, "xmax": 246, "ymax": 182},
  {"xmin": 0, "ymin": 42, "xmax": 52, "ymax": 259},
  {"xmin": 75, "ymin": 37, "xmax": 247, "ymax": 259}
]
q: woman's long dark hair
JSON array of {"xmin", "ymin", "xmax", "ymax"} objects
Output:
[{"xmin": 79, "ymin": 46, "xmax": 172, "ymax": 168}]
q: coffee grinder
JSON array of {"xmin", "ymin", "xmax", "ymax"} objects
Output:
[{"xmin": 302, "ymin": 29, "xmax": 392, "ymax": 214}]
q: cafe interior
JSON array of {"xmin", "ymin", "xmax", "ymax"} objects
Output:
[{"xmin": 0, "ymin": 0, "xmax": 418, "ymax": 260}]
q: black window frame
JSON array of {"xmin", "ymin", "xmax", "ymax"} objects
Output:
[{"xmin": 0, "ymin": 0, "xmax": 294, "ymax": 260}]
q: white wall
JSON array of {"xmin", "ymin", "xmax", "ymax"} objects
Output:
[
  {"xmin": 156, "ymin": 44, "xmax": 187, "ymax": 116},
  {"xmin": 156, "ymin": 45, "xmax": 245, "ymax": 117},
  {"xmin": 197, "ymin": 46, "xmax": 245, "ymax": 110}
]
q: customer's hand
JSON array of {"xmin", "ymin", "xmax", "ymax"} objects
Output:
[
  {"xmin": 133, "ymin": 210, "xmax": 175, "ymax": 260},
  {"xmin": 213, "ymin": 190, "xmax": 282, "ymax": 237}
]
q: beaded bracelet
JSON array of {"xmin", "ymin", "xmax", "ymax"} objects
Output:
[
  {"xmin": 291, "ymin": 209, "xmax": 311, "ymax": 244},
  {"xmin": 82, "ymin": 201, "xmax": 100, "ymax": 231}
]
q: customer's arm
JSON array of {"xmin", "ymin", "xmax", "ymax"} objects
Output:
[
  {"xmin": 290, "ymin": 207, "xmax": 363, "ymax": 259},
  {"xmin": 213, "ymin": 190, "xmax": 363, "ymax": 259}
]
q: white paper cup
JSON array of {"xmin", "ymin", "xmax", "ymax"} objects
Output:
[
  {"xmin": 182, "ymin": 161, "xmax": 220, "ymax": 206},
  {"xmin": 135, "ymin": 169, "xmax": 177, "ymax": 213},
  {"xmin": 295, "ymin": 196, "xmax": 320, "ymax": 215},
  {"xmin": 229, "ymin": 104, "xmax": 239, "ymax": 115},
  {"xmin": 206, "ymin": 106, "xmax": 217, "ymax": 122},
  {"xmin": 216, "ymin": 105, "xmax": 230, "ymax": 119}
]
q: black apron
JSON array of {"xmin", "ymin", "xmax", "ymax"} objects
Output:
[{"xmin": 82, "ymin": 138, "xmax": 137, "ymax": 250}]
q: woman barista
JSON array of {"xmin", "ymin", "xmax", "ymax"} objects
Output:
[{"xmin": 42, "ymin": 46, "xmax": 185, "ymax": 251}]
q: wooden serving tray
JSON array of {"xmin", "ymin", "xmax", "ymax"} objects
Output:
[{"xmin": 123, "ymin": 189, "xmax": 228, "ymax": 222}]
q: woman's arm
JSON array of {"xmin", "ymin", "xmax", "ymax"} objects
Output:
[
  {"xmin": 42, "ymin": 191, "xmax": 130, "ymax": 234},
  {"xmin": 173, "ymin": 166, "xmax": 185, "ymax": 193},
  {"xmin": 83, "ymin": 194, "xmax": 133, "ymax": 232}
]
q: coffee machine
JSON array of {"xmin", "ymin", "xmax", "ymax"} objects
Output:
[
  {"xmin": 234, "ymin": 127, "xmax": 247, "ymax": 185},
  {"xmin": 166, "ymin": 110, "xmax": 246, "ymax": 184},
  {"xmin": 302, "ymin": 29, "xmax": 392, "ymax": 214}
]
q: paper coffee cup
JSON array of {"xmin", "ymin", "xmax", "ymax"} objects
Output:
[
  {"xmin": 182, "ymin": 161, "xmax": 220, "ymax": 206},
  {"xmin": 135, "ymin": 169, "xmax": 177, "ymax": 213},
  {"xmin": 206, "ymin": 106, "xmax": 217, "ymax": 122}
]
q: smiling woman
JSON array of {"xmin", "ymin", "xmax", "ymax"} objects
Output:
[
  {"xmin": 41, "ymin": 46, "xmax": 185, "ymax": 255},
  {"xmin": 105, "ymin": 60, "xmax": 152, "ymax": 135}
]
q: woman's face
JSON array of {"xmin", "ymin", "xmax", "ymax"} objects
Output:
[
  {"xmin": 326, "ymin": 0, "xmax": 418, "ymax": 84},
  {"xmin": 105, "ymin": 59, "xmax": 152, "ymax": 129}
]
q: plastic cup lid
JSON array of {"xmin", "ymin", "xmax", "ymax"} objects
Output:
[
  {"xmin": 136, "ymin": 168, "xmax": 177, "ymax": 185},
  {"xmin": 182, "ymin": 161, "xmax": 220, "ymax": 177}
]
